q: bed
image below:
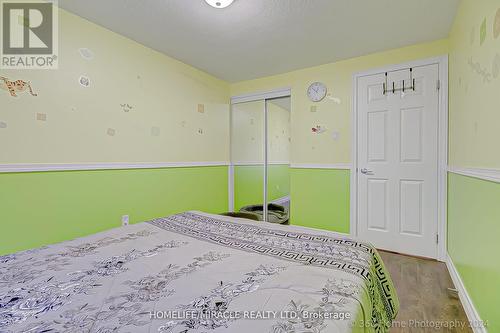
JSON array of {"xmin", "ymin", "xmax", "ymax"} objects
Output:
[{"xmin": 0, "ymin": 211, "xmax": 398, "ymax": 333}]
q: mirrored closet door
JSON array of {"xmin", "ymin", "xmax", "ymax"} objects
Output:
[
  {"xmin": 230, "ymin": 94, "xmax": 290, "ymax": 224},
  {"xmin": 266, "ymin": 97, "xmax": 291, "ymax": 222},
  {"xmin": 231, "ymin": 100, "xmax": 265, "ymax": 213}
]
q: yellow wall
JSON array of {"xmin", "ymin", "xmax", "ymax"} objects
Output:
[
  {"xmin": 0, "ymin": 8, "xmax": 230, "ymax": 164},
  {"xmin": 0, "ymin": 8, "xmax": 451, "ymax": 167},
  {"xmin": 230, "ymin": 100, "xmax": 290, "ymax": 164},
  {"xmin": 230, "ymin": 39, "xmax": 449, "ymax": 165},
  {"xmin": 267, "ymin": 102, "xmax": 290, "ymax": 163},
  {"xmin": 231, "ymin": 100, "xmax": 265, "ymax": 163},
  {"xmin": 449, "ymin": 0, "xmax": 500, "ymax": 169}
]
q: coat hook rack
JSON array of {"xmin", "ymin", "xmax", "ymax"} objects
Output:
[{"xmin": 383, "ymin": 68, "xmax": 415, "ymax": 95}]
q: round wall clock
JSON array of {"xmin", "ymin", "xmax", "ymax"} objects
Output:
[{"xmin": 307, "ymin": 82, "xmax": 327, "ymax": 102}]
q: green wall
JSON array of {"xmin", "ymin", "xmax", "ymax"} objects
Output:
[
  {"xmin": 234, "ymin": 165, "xmax": 264, "ymax": 210},
  {"xmin": 290, "ymin": 168, "xmax": 350, "ymax": 233},
  {"xmin": 268, "ymin": 165, "xmax": 291, "ymax": 201},
  {"xmin": 0, "ymin": 166, "xmax": 228, "ymax": 255},
  {"xmin": 448, "ymin": 173, "xmax": 500, "ymax": 332},
  {"xmin": 233, "ymin": 164, "xmax": 290, "ymax": 210}
]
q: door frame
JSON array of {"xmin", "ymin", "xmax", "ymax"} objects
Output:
[
  {"xmin": 350, "ymin": 55, "xmax": 448, "ymax": 261},
  {"xmin": 229, "ymin": 87, "xmax": 292, "ymax": 214}
]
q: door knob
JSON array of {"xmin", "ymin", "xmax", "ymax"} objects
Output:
[{"xmin": 360, "ymin": 168, "xmax": 374, "ymax": 175}]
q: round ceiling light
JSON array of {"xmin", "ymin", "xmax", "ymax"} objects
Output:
[{"xmin": 204, "ymin": 0, "xmax": 234, "ymax": 9}]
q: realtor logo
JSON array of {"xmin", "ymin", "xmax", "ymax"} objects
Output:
[{"xmin": 1, "ymin": 0, "xmax": 58, "ymax": 69}]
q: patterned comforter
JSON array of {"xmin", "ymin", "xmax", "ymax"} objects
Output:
[{"xmin": 0, "ymin": 212, "xmax": 399, "ymax": 333}]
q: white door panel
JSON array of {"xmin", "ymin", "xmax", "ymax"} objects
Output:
[
  {"xmin": 357, "ymin": 64, "xmax": 439, "ymax": 258},
  {"xmin": 400, "ymin": 107, "xmax": 423, "ymax": 162},
  {"xmin": 367, "ymin": 178, "xmax": 388, "ymax": 231}
]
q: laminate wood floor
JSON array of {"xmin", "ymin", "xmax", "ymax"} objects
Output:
[{"xmin": 379, "ymin": 251, "xmax": 472, "ymax": 333}]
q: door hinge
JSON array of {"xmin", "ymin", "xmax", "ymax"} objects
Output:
[
  {"xmin": 436, "ymin": 233, "xmax": 439, "ymax": 244},
  {"xmin": 437, "ymin": 79, "xmax": 441, "ymax": 91}
]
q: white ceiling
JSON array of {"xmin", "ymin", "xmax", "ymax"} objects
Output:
[{"xmin": 59, "ymin": 0, "xmax": 460, "ymax": 82}]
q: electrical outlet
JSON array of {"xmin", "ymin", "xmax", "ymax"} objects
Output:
[{"xmin": 121, "ymin": 215, "xmax": 129, "ymax": 226}]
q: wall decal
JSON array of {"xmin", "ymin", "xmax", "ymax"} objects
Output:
[
  {"xmin": 197, "ymin": 103, "xmax": 205, "ymax": 113},
  {"xmin": 78, "ymin": 48, "xmax": 94, "ymax": 60},
  {"xmin": 480, "ymin": 18, "xmax": 487, "ymax": 45},
  {"xmin": 79, "ymin": 75, "xmax": 90, "ymax": 88},
  {"xmin": 494, "ymin": 8, "xmax": 500, "ymax": 39},
  {"xmin": 120, "ymin": 103, "xmax": 133, "ymax": 112},
  {"xmin": 492, "ymin": 54, "xmax": 500, "ymax": 79},
  {"xmin": 151, "ymin": 126, "xmax": 160, "ymax": 137},
  {"xmin": 0, "ymin": 121, "xmax": 7, "ymax": 128},
  {"xmin": 36, "ymin": 113, "xmax": 47, "ymax": 121},
  {"xmin": 311, "ymin": 125, "xmax": 327, "ymax": 134},
  {"xmin": 326, "ymin": 93, "xmax": 341, "ymax": 104},
  {"xmin": 107, "ymin": 128, "xmax": 116, "ymax": 136},
  {"xmin": 329, "ymin": 97, "xmax": 342, "ymax": 104},
  {"xmin": 468, "ymin": 57, "xmax": 492, "ymax": 83},
  {"xmin": 0, "ymin": 76, "xmax": 38, "ymax": 97}
]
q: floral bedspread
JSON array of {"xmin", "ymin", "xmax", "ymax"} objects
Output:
[{"xmin": 0, "ymin": 211, "xmax": 398, "ymax": 333}]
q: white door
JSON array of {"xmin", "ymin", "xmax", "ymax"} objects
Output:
[{"xmin": 356, "ymin": 64, "xmax": 439, "ymax": 259}]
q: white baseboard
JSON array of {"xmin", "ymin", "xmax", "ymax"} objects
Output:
[
  {"xmin": 446, "ymin": 254, "xmax": 488, "ymax": 333},
  {"xmin": 270, "ymin": 195, "xmax": 290, "ymax": 205}
]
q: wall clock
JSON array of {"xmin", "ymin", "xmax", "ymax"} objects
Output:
[{"xmin": 307, "ymin": 82, "xmax": 327, "ymax": 102}]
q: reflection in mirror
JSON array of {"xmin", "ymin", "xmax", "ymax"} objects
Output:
[
  {"xmin": 266, "ymin": 97, "xmax": 291, "ymax": 223},
  {"xmin": 231, "ymin": 100, "xmax": 265, "ymax": 212}
]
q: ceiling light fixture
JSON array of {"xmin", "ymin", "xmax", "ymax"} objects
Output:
[{"xmin": 204, "ymin": 0, "xmax": 234, "ymax": 9}]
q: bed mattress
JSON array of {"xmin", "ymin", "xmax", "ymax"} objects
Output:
[{"xmin": 0, "ymin": 211, "xmax": 398, "ymax": 333}]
